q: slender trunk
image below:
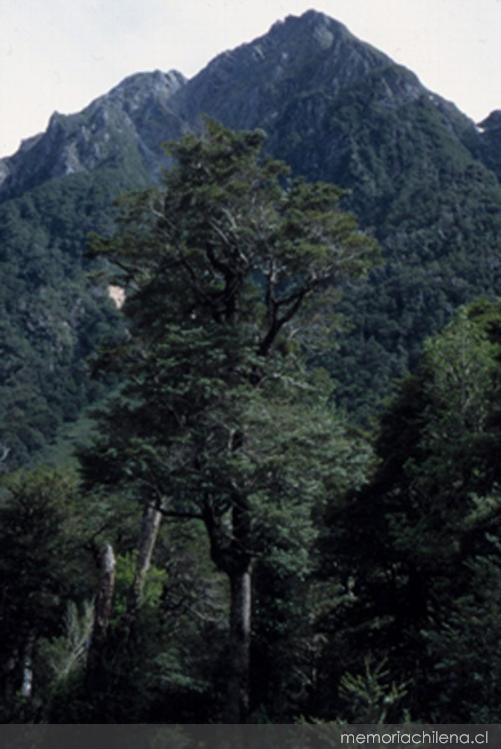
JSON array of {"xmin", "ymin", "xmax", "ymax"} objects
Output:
[
  {"xmin": 126, "ymin": 505, "xmax": 162, "ymax": 622},
  {"xmin": 86, "ymin": 542, "xmax": 116, "ymax": 688},
  {"xmin": 93, "ymin": 542, "xmax": 116, "ymax": 638},
  {"xmin": 224, "ymin": 567, "xmax": 252, "ymax": 723},
  {"xmin": 20, "ymin": 631, "xmax": 35, "ymax": 699}
]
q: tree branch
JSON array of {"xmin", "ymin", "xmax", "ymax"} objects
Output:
[{"xmin": 258, "ymin": 289, "xmax": 308, "ymax": 356}]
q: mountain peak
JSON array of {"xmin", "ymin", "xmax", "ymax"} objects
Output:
[
  {"xmin": 268, "ymin": 8, "xmax": 350, "ymax": 47},
  {"xmin": 479, "ymin": 110, "xmax": 501, "ymax": 132},
  {"xmin": 0, "ymin": 68, "xmax": 187, "ymax": 200},
  {"xmin": 108, "ymin": 69, "xmax": 186, "ymax": 99},
  {"xmin": 275, "ymin": 9, "xmax": 347, "ymax": 30},
  {"xmin": 90, "ymin": 69, "xmax": 186, "ymax": 115},
  {"xmin": 174, "ymin": 8, "xmax": 395, "ymax": 132}
]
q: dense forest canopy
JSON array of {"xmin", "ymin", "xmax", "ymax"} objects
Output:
[{"xmin": 1, "ymin": 122, "xmax": 501, "ymax": 725}]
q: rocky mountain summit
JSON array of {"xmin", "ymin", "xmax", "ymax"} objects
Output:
[
  {"xmin": 1, "ymin": 10, "xmax": 497, "ymax": 204},
  {"xmin": 0, "ymin": 70, "xmax": 186, "ymax": 201},
  {"xmin": 172, "ymin": 11, "xmax": 398, "ymax": 128},
  {"xmin": 1, "ymin": 9, "xmax": 500, "ymax": 467}
]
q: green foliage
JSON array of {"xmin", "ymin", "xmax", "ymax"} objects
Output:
[
  {"xmin": 114, "ymin": 552, "xmax": 168, "ymax": 618},
  {"xmin": 337, "ymin": 658, "xmax": 410, "ymax": 724},
  {"xmin": 83, "ymin": 121, "xmax": 376, "ymax": 548},
  {"xmin": 422, "ymin": 308, "xmax": 496, "ymax": 436},
  {"xmin": 80, "ymin": 121, "xmax": 375, "ymax": 722},
  {"xmin": 4, "ymin": 95, "xmax": 501, "ymax": 721},
  {"xmin": 272, "ymin": 78, "xmax": 501, "ymax": 419},
  {"xmin": 44, "ymin": 508, "xmax": 229, "ymax": 723},
  {"xmin": 0, "ymin": 162, "xmax": 149, "ymax": 470},
  {"xmin": 0, "ymin": 468, "xmax": 83, "ymax": 719},
  {"xmin": 39, "ymin": 600, "xmax": 94, "ymax": 688},
  {"xmin": 320, "ymin": 300, "xmax": 501, "ymax": 721},
  {"xmin": 422, "ymin": 545, "xmax": 501, "ymax": 722},
  {"xmin": 4, "ymin": 15, "xmax": 501, "ymax": 721}
]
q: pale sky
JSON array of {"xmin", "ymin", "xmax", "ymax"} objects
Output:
[{"xmin": 1, "ymin": 0, "xmax": 500, "ymax": 157}]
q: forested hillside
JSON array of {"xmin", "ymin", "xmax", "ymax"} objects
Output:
[
  {"xmin": 1, "ymin": 123, "xmax": 500, "ymax": 725},
  {"xmin": 1, "ymin": 9, "xmax": 501, "ymax": 725},
  {"xmin": 0, "ymin": 73, "xmax": 187, "ymax": 468},
  {"xmin": 1, "ymin": 11, "xmax": 501, "ymax": 467}
]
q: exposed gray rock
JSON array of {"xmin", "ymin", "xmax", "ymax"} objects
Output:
[{"xmin": 0, "ymin": 69, "xmax": 187, "ymax": 201}]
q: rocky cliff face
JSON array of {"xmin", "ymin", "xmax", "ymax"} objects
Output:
[
  {"xmin": 2, "ymin": 11, "xmax": 493, "ymax": 207},
  {"xmin": 172, "ymin": 11, "xmax": 397, "ymax": 129},
  {"xmin": 0, "ymin": 69, "xmax": 186, "ymax": 201},
  {"xmin": 3, "ymin": 11, "xmax": 488, "ymax": 203}
]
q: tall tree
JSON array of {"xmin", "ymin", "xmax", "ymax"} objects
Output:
[
  {"xmin": 321, "ymin": 301, "xmax": 501, "ymax": 721},
  {"xmin": 0, "ymin": 469, "xmax": 80, "ymax": 719},
  {"xmin": 82, "ymin": 120, "xmax": 377, "ymax": 722}
]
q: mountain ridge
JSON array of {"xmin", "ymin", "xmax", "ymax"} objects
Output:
[
  {"xmin": 0, "ymin": 69, "xmax": 186, "ymax": 201},
  {"xmin": 1, "ymin": 11, "xmax": 498, "ymax": 201},
  {"xmin": 1, "ymin": 9, "xmax": 501, "ymax": 467}
]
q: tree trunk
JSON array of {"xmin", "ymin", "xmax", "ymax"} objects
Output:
[
  {"xmin": 86, "ymin": 542, "xmax": 116, "ymax": 688},
  {"xmin": 125, "ymin": 504, "xmax": 162, "ymax": 622},
  {"xmin": 204, "ymin": 497, "xmax": 253, "ymax": 722},
  {"xmin": 224, "ymin": 566, "xmax": 252, "ymax": 723},
  {"xmin": 20, "ymin": 631, "xmax": 35, "ymax": 699}
]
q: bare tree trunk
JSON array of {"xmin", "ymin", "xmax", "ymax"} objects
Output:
[
  {"xmin": 204, "ymin": 496, "xmax": 253, "ymax": 723},
  {"xmin": 20, "ymin": 631, "xmax": 35, "ymax": 699},
  {"xmin": 126, "ymin": 505, "xmax": 162, "ymax": 622},
  {"xmin": 224, "ymin": 567, "xmax": 252, "ymax": 723},
  {"xmin": 86, "ymin": 542, "xmax": 116, "ymax": 688}
]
